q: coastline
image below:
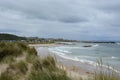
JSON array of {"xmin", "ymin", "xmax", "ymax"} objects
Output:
[
  {"xmin": 0, "ymin": 42, "xmax": 119, "ymax": 80},
  {"xmin": 30, "ymin": 44, "xmax": 94, "ymax": 79}
]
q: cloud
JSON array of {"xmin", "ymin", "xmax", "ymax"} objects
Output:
[{"xmin": 0, "ymin": 0, "xmax": 120, "ymax": 40}]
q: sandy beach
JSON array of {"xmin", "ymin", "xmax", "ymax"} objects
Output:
[{"xmin": 30, "ymin": 44, "xmax": 94, "ymax": 79}]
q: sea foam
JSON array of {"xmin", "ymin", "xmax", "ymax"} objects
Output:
[{"xmin": 48, "ymin": 46, "xmax": 120, "ymax": 74}]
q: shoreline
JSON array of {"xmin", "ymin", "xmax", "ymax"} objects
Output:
[
  {"xmin": 31, "ymin": 44, "xmax": 94, "ymax": 79},
  {"xmin": 0, "ymin": 42, "xmax": 119, "ymax": 80}
]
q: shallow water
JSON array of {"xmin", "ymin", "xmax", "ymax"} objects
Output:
[{"xmin": 48, "ymin": 42, "xmax": 120, "ymax": 73}]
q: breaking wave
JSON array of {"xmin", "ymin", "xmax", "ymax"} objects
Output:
[{"xmin": 48, "ymin": 46, "xmax": 120, "ymax": 74}]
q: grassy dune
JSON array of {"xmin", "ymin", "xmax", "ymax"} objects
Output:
[
  {"xmin": 0, "ymin": 42, "xmax": 70, "ymax": 80},
  {"xmin": 0, "ymin": 42, "xmax": 119, "ymax": 80}
]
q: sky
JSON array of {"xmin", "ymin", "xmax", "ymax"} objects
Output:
[{"xmin": 0, "ymin": 0, "xmax": 120, "ymax": 41}]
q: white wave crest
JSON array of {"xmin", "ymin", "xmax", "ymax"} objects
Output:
[
  {"xmin": 93, "ymin": 44, "xmax": 99, "ymax": 47},
  {"xmin": 116, "ymin": 43, "xmax": 120, "ymax": 45},
  {"xmin": 48, "ymin": 47, "xmax": 120, "ymax": 74}
]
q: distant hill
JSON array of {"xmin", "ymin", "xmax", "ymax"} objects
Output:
[{"xmin": 0, "ymin": 33, "xmax": 26, "ymax": 40}]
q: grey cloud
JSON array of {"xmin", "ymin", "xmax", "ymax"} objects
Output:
[
  {"xmin": 60, "ymin": 16, "xmax": 88, "ymax": 23},
  {"xmin": 0, "ymin": 0, "xmax": 89, "ymax": 23},
  {"xmin": 0, "ymin": 29, "xmax": 19, "ymax": 33},
  {"xmin": 0, "ymin": 0, "xmax": 120, "ymax": 40}
]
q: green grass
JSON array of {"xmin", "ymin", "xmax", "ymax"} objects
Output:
[
  {"xmin": 25, "ymin": 47, "xmax": 38, "ymax": 63},
  {"xmin": 27, "ymin": 47, "xmax": 37, "ymax": 56},
  {"xmin": 8, "ymin": 61, "xmax": 28, "ymax": 75},
  {"xmin": 42, "ymin": 56, "xmax": 56, "ymax": 71},
  {"xmin": 92, "ymin": 59, "xmax": 120, "ymax": 80},
  {"xmin": 16, "ymin": 42, "xmax": 28, "ymax": 51},
  {"xmin": 0, "ymin": 72, "xmax": 14, "ymax": 80},
  {"xmin": 0, "ymin": 42, "xmax": 120, "ymax": 80},
  {"xmin": 27, "ymin": 55, "xmax": 71, "ymax": 80},
  {"xmin": 27, "ymin": 69, "xmax": 71, "ymax": 80},
  {"xmin": 32, "ymin": 58, "xmax": 42, "ymax": 71},
  {"xmin": 26, "ymin": 54, "xmax": 38, "ymax": 63},
  {"xmin": 93, "ymin": 72, "xmax": 120, "ymax": 80},
  {"xmin": 1, "ymin": 61, "xmax": 28, "ymax": 80},
  {"xmin": 0, "ymin": 42, "xmax": 70, "ymax": 80},
  {"xmin": 1, "ymin": 56, "xmax": 15, "ymax": 63},
  {"xmin": 31, "ymin": 56, "xmax": 57, "ymax": 71},
  {"xmin": 0, "ymin": 42, "xmax": 23, "ymax": 61},
  {"xmin": 0, "ymin": 42, "xmax": 36, "ymax": 62}
]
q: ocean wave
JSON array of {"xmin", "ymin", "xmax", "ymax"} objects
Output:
[
  {"xmin": 54, "ymin": 47, "xmax": 71, "ymax": 53},
  {"xmin": 56, "ymin": 46, "xmax": 80, "ymax": 49},
  {"xmin": 111, "ymin": 56, "xmax": 119, "ymax": 59},
  {"xmin": 48, "ymin": 48, "xmax": 120, "ymax": 74},
  {"xmin": 102, "ymin": 56, "xmax": 119, "ymax": 60},
  {"xmin": 116, "ymin": 42, "xmax": 120, "ymax": 45},
  {"xmin": 78, "ymin": 56, "xmax": 97, "ymax": 59},
  {"xmin": 54, "ymin": 44, "xmax": 99, "ymax": 51},
  {"xmin": 49, "ymin": 47, "xmax": 96, "ymax": 64},
  {"xmin": 95, "ymin": 63, "xmax": 120, "ymax": 74},
  {"xmin": 93, "ymin": 44, "xmax": 99, "ymax": 47},
  {"xmin": 48, "ymin": 48, "xmax": 65, "ymax": 56}
]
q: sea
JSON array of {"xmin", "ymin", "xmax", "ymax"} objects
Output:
[{"xmin": 48, "ymin": 42, "xmax": 120, "ymax": 73}]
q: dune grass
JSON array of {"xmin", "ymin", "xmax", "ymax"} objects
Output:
[
  {"xmin": 89, "ymin": 59, "xmax": 120, "ymax": 80},
  {"xmin": 0, "ymin": 72, "xmax": 14, "ymax": 80},
  {"xmin": 27, "ymin": 55, "xmax": 71, "ymax": 80},
  {"xmin": 25, "ymin": 47, "xmax": 38, "ymax": 63},
  {"xmin": 0, "ymin": 42, "xmax": 24, "ymax": 62},
  {"xmin": 93, "ymin": 71, "xmax": 120, "ymax": 80},
  {"xmin": 27, "ymin": 57, "xmax": 70, "ymax": 80},
  {"xmin": 0, "ymin": 42, "xmax": 120, "ymax": 80},
  {"xmin": 27, "ymin": 70, "xmax": 71, "ymax": 80},
  {"xmin": 0, "ymin": 42, "xmax": 71, "ymax": 80},
  {"xmin": 1, "ymin": 56, "xmax": 15, "ymax": 64},
  {"xmin": 8, "ymin": 61, "xmax": 28, "ymax": 75},
  {"xmin": 27, "ymin": 47, "xmax": 37, "ymax": 56}
]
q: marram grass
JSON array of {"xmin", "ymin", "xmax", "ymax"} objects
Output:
[
  {"xmin": 92, "ymin": 59, "xmax": 120, "ymax": 80},
  {"xmin": 0, "ymin": 42, "xmax": 120, "ymax": 80}
]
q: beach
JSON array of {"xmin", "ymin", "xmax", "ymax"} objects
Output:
[
  {"xmin": 0, "ymin": 42, "xmax": 119, "ymax": 80},
  {"xmin": 30, "ymin": 44, "xmax": 94, "ymax": 79}
]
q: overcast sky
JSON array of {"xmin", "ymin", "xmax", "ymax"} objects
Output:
[{"xmin": 0, "ymin": 0, "xmax": 120, "ymax": 41}]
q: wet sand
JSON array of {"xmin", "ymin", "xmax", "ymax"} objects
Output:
[{"xmin": 30, "ymin": 44, "xmax": 94, "ymax": 79}]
